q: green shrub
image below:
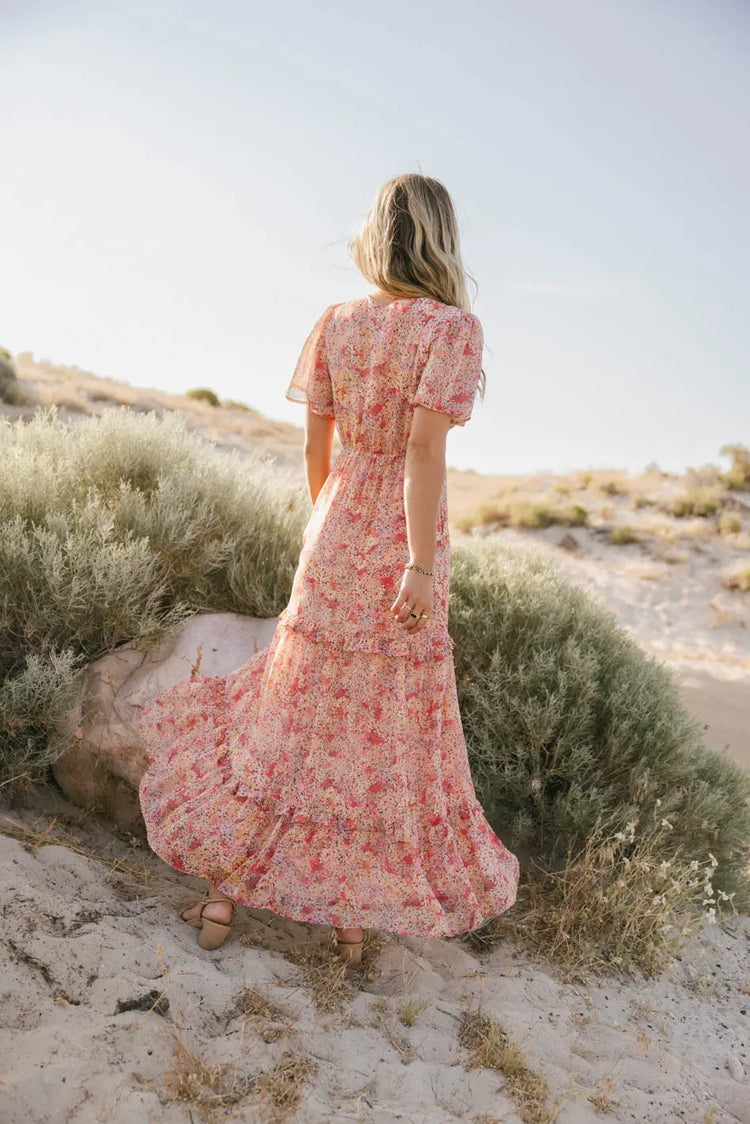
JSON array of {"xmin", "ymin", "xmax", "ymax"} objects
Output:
[
  {"xmin": 507, "ymin": 501, "xmax": 554, "ymax": 529},
  {"xmin": 559, "ymin": 504, "xmax": 588, "ymax": 527},
  {"xmin": 0, "ymin": 406, "xmax": 308, "ymax": 789},
  {"xmin": 453, "ymin": 513, "xmax": 478, "ymax": 534},
  {"xmin": 718, "ymin": 511, "xmax": 743, "ymax": 536},
  {"xmin": 724, "ymin": 568, "xmax": 750, "ymax": 593},
  {"xmin": 0, "ymin": 348, "xmax": 22, "ymax": 405},
  {"xmin": 599, "ymin": 479, "xmax": 628, "ymax": 495},
  {"xmin": 610, "ymin": 525, "xmax": 638, "ymax": 545},
  {"xmin": 671, "ymin": 489, "xmax": 721, "ymax": 518},
  {"xmin": 720, "ymin": 443, "xmax": 750, "ymax": 491},
  {"xmin": 450, "ymin": 537, "xmax": 750, "ymax": 908},
  {"xmin": 468, "ymin": 501, "xmax": 588, "ymax": 532},
  {"xmin": 186, "ymin": 387, "xmax": 221, "ymax": 407}
]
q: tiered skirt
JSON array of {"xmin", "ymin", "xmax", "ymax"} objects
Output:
[{"xmin": 137, "ymin": 617, "xmax": 520, "ymax": 937}]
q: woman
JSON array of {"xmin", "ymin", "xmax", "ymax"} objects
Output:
[{"xmin": 138, "ymin": 173, "xmax": 520, "ymax": 964}]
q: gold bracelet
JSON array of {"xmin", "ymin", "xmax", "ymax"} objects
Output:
[{"xmin": 405, "ymin": 562, "xmax": 434, "ymax": 577}]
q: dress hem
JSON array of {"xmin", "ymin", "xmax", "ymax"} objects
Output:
[{"xmin": 148, "ymin": 838, "xmax": 519, "ymax": 941}]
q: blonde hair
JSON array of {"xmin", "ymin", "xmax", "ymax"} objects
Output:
[{"xmin": 348, "ymin": 173, "xmax": 485, "ymax": 398}]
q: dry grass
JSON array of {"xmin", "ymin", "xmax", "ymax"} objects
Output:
[
  {"xmin": 459, "ymin": 498, "xmax": 589, "ymax": 533},
  {"xmin": 241, "ymin": 984, "xmax": 288, "ymax": 1022},
  {"xmin": 610, "ymin": 525, "xmax": 639, "ymax": 545},
  {"xmin": 164, "ymin": 1030, "xmax": 316, "ymax": 1122},
  {"xmin": 724, "ymin": 567, "xmax": 750, "ymax": 593},
  {"xmin": 250, "ymin": 1051, "xmax": 318, "ymax": 1121},
  {"xmin": 653, "ymin": 541, "xmax": 691, "ymax": 564},
  {"xmin": 718, "ymin": 511, "xmax": 743, "ymax": 535},
  {"xmin": 720, "ymin": 444, "xmax": 750, "ymax": 491},
  {"xmin": 368, "ymin": 997, "xmax": 421, "ymax": 1064},
  {"xmin": 458, "ymin": 1000, "xmax": 557, "ymax": 1124},
  {"xmin": 400, "ymin": 995, "xmax": 431, "ymax": 1027},
  {"xmin": 670, "ymin": 488, "xmax": 722, "ymax": 518},
  {"xmin": 284, "ymin": 928, "xmax": 386, "ymax": 1012},
  {"xmin": 0, "ymin": 813, "xmax": 154, "ymax": 889},
  {"xmin": 241, "ymin": 985, "xmax": 294, "ymax": 1043},
  {"xmin": 479, "ymin": 811, "xmax": 736, "ymax": 982},
  {"xmin": 587, "ymin": 1074, "xmax": 619, "ymax": 1114},
  {"xmin": 186, "ymin": 387, "xmax": 221, "ymax": 407},
  {"xmin": 632, "ymin": 495, "xmax": 657, "ymax": 509},
  {"xmin": 599, "ymin": 479, "xmax": 629, "ymax": 496},
  {"xmin": 164, "ymin": 1032, "xmax": 245, "ymax": 1116}
]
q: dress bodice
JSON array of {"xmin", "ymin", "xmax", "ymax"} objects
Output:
[
  {"xmin": 286, "ymin": 296, "xmax": 484, "ymax": 450},
  {"xmin": 282, "ymin": 296, "xmax": 484, "ymax": 659}
]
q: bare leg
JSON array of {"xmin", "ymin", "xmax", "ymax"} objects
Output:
[{"xmin": 335, "ymin": 926, "xmax": 364, "ymax": 942}]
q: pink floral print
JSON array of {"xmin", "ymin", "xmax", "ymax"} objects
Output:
[{"xmin": 138, "ymin": 295, "xmax": 520, "ymax": 938}]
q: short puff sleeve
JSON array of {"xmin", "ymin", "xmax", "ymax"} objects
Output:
[
  {"xmin": 412, "ymin": 310, "xmax": 483, "ymax": 428},
  {"xmin": 285, "ymin": 304, "xmax": 336, "ymax": 418}
]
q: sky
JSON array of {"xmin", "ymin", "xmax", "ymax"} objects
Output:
[{"xmin": 1, "ymin": 0, "xmax": 748, "ymax": 476}]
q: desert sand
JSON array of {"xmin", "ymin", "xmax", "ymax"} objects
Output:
[
  {"xmin": 1, "ymin": 790, "xmax": 748, "ymax": 1123},
  {"xmin": 1, "ymin": 355, "xmax": 749, "ymax": 1121}
]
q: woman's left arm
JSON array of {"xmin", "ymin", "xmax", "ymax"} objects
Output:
[{"xmin": 304, "ymin": 408, "xmax": 336, "ymax": 504}]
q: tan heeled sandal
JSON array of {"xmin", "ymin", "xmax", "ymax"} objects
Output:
[{"xmin": 180, "ymin": 891, "xmax": 237, "ymax": 949}]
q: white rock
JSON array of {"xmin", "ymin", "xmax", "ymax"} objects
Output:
[{"xmin": 50, "ymin": 612, "xmax": 278, "ymax": 830}]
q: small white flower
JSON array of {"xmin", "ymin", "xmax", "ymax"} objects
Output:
[
  {"xmin": 658, "ymin": 860, "xmax": 671, "ymax": 876},
  {"xmin": 708, "ymin": 852, "xmax": 719, "ymax": 867},
  {"xmin": 703, "ymin": 907, "xmax": 717, "ymax": 924},
  {"xmin": 655, "ymin": 798, "xmax": 662, "ymax": 807},
  {"xmin": 660, "ymin": 818, "xmax": 674, "ymax": 831},
  {"xmin": 688, "ymin": 860, "xmax": 699, "ymax": 872}
]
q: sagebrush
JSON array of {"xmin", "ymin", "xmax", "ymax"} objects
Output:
[
  {"xmin": 2, "ymin": 405, "xmax": 747, "ymax": 921},
  {"xmin": 450, "ymin": 536, "xmax": 750, "ymax": 908},
  {"xmin": 0, "ymin": 405, "xmax": 308, "ymax": 788}
]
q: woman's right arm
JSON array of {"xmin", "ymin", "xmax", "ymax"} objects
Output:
[
  {"xmin": 390, "ymin": 406, "xmax": 451, "ymax": 634},
  {"xmin": 390, "ymin": 310, "xmax": 484, "ymax": 634}
]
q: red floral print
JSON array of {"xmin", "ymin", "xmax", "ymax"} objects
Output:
[{"xmin": 138, "ymin": 295, "xmax": 519, "ymax": 937}]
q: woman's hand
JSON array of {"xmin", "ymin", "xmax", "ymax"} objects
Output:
[{"xmin": 390, "ymin": 569, "xmax": 434, "ymax": 633}]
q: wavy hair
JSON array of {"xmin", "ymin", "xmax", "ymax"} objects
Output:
[{"xmin": 347, "ymin": 173, "xmax": 485, "ymax": 398}]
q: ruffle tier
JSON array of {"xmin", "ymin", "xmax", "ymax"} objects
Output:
[{"xmin": 137, "ymin": 619, "xmax": 519, "ymax": 937}]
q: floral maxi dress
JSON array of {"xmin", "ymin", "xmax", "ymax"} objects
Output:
[{"xmin": 138, "ymin": 295, "xmax": 520, "ymax": 938}]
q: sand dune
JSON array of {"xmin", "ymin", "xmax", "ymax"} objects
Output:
[
  {"xmin": 1, "ymin": 792, "xmax": 748, "ymax": 1123},
  {"xmin": 1, "ymin": 351, "xmax": 749, "ymax": 1121}
]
